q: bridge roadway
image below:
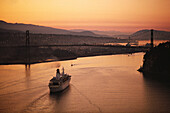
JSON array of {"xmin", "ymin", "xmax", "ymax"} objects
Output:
[{"xmin": 0, "ymin": 44, "xmax": 150, "ymax": 49}]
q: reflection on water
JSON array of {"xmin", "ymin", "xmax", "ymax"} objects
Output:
[
  {"xmin": 138, "ymin": 40, "xmax": 169, "ymax": 46},
  {"xmin": 49, "ymin": 86, "xmax": 71, "ymax": 100},
  {"xmin": 48, "ymin": 87, "xmax": 72, "ymax": 113},
  {"xmin": 105, "ymin": 40, "xmax": 169, "ymax": 46},
  {"xmin": 142, "ymin": 73, "xmax": 170, "ymax": 112},
  {"xmin": 25, "ymin": 64, "xmax": 31, "ymax": 77},
  {"xmin": 0, "ymin": 53, "xmax": 170, "ymax": 113}
]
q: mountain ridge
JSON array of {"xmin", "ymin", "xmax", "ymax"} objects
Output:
[
  {"xmin": 0, "ymin": 20, "xmax": 170, "ymax": 40},
  {"xmin": 70, "ymin": 29, "xmax": 131, "ymax": 36},
  {"xmin": 0, "ymin": 20, "xmax": 100, "ymax": 37},
  {"xmin": 131, "ymin": 29, "xmax": 170, "ymax": 40}
]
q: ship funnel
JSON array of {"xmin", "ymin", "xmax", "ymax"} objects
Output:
[{"xmin": 57, "ymin": 69, "xmax": 60, "ymax": 74}]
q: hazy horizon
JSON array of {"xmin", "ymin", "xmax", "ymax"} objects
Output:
[
  {"xmin": 0, "ymin": 0, "xmax": 170, "ymax": 32},
  {"xmin": 1, "ymin": 20, "xmax": 170, "ymax": 35}
]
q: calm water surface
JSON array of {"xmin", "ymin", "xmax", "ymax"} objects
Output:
[
  {"xmin": 138, "ymin": 40, "xmax": 169, "ymax": 46},
  {"xmin": 0, "ymin": 53, "xmax": 170, "ymax": 113},
  {"xmin": 105, "ymin": 40, "xmax": 169, "ymax": 46}
]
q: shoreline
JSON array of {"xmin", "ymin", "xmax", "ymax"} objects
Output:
[
  {"xmin": 0, "ymin": 51, "xmax": 145, "ymax": 65},
  {"xmin": 137, "ymin": 42, "xmax": 170, "ymax": 81}
]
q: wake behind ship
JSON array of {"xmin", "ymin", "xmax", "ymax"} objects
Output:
[{"xmin": 49, "ymin": 68, "xmax": 71, "ymax": 92}]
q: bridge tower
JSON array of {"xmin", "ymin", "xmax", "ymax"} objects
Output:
[
  {"xmin": 26, "ymin": 30, "xmax": 30, "ymax": 46},
  {"xmin": 25, "ymin": 30, "xmax": 30, "ymax": 69},
  {"xmin": 151, "ymin": 29, "xmax": 153, "ymax": 48}
]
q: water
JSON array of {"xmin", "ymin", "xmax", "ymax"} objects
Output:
[
  {"xmin": 0, "ymin": 53, "xmax": 170, "ymax": 113},
  {"xmin": 104, "ymin": 40, "xmax": 169, "ymax": 46},
  {"xmin": 138, "ymin": 40, "xmax": 169, "ymax": 46}
]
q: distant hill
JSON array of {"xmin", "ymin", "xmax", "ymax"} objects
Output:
[
  {"xmin": 112, "ymin": 35, "xmax": 130, "ymax": 39},
  {"xmin": 0, "ymin": 28, "xmax": 23, "ymax": 33},
  {"xmin": 70, "ymin": 30, "xmax": 98, "ymax": 37},
  {"xmin": 70, "ymin": 29, "xmax": 131, "ymax": 37},
  {"xmin": 131, "ymin": 29, "xmax": 170, "ymax": 40},
  {"xmin": 92, "ymin": 30, "xmax": 131, "ymax": 36},
  {"xmin": 1, "ymin": 20, "xmax": 169, "ymax": 40},
  {"xmin": 0, "ymin": 28, "xmax": 129, "ymax": 46},
  {"xmin": 0, "ymin": 20, "xmax": 100, "ymax": 37}
]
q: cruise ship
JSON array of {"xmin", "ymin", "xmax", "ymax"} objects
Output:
[{"xmin": 49, "ymin": 68, "xmax": 71, "ymax": 92}]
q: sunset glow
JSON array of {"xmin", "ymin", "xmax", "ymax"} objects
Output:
[{"xmin": 0, "ymin": 0, "xmax": 170, "ymax": 32}]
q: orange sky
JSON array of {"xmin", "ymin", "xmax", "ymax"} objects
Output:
[{"xmin": 0, "ymin": 0, "xmax": 170, "ymax": 32}]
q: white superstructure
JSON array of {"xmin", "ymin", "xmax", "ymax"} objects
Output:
[{"xmin": 49, "ymin": 68, "xmax": 71, "ymax": 92}]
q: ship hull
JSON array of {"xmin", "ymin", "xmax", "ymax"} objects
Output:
[{"xmin": 49, "ymin": 78, "xmax": 71, "ymax": 93}]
